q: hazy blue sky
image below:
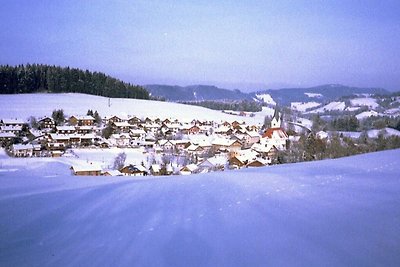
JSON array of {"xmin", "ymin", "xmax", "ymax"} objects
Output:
[{"xmin": 1, "ymin": 0, "xmax": 399, "ymax": 91}]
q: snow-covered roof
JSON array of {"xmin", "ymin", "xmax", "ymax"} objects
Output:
[
  {"xmin": 71, "ymin": 163, "xmax": 102, "ymax": 172},
  {"xmin": 1, "ymin": 118, "xmax": 26, "ymax": 124},
  {"xmin": 0, "ymin": 132, "xmax": 16, "ymax": 138},
  {"xmin": 199, "ymin": 155, "xmax": 228, "ymax": 167},
  {"xmin": 12, "ymin": 144, "xmax": 33, "ymax": 150},
  {"xmin": 0, "ymin": 126, "xmax": 22, "ymax": 131},
  {"xmin": 151, "ymin": 164, "xmax": 160, "ymax": 172},
  {"xmin": 103, "ymin": 170, "xmax": 123, "ymax": 176},
  {"xmin": 71, "ymin": 115, "xmax": 95, "ymax": 120},
  {"xmin": 56, "ymin": 126, "xmax": 76, "ymax": 131},
  {"xmin": 130, "ymin": 129, "xmax": 146, "ymax": 135}
]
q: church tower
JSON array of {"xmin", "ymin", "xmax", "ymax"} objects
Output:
[{"xmin": 271, "ymin": 106, "xmax": 281, "ymax": 128}]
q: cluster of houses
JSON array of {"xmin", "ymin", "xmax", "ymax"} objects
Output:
[{"xmin": 1, "ymin": 107, "xmax": 289, "ymax": 176}]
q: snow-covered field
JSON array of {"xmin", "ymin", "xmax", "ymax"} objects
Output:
[
  {"xmin": 0, "ymin": 93, "xmax": 272, "ymax": 125},
  {"xmin": 350, "ymin": 97, "xmax": 379, "ymax": 109},
  {"xmin": 1, "ymin": 149, "xmax": 400, "ymax": 266},
  {"xmin": 255, "ymin": 93, "xmax": 276, "ymax": 105},
  {"xmin": 307, "ymin": 101, "xmax": 346, "ymax": 113},
  {"xmin": 291, "ymin": 101, "xmax": 321, "ymax": 112},
  {"xmin": 304, "ymin": 92, "xmax": 322, "ymax": 98}
]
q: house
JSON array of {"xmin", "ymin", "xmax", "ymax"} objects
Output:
[
  {"xmin": 247, "ymin": 158, "xmax": 270, "ymax": 167},
  {"xmin": 180, "ymin": 164, "xmax": 199, "ymax": 175},
  {"xmin": 150, "ymin": 164, "xmax": 161, "ymax": 175},
  {"xmin": 69, "ymin": 115, "xmax": 95, "ymax": 126},
  {"xmin": 110, "ymin": 133, "xmax": 130, "ymax": 148},
  {"xmin": 0, "ymin": 132, "xmax": 16, "ymax": 144},
  {"xmin": 242, "ymin": 131, "xmax": 261, "ymax": 148},
  {"xmin": 103, "ymin": 115, "xmax": 123, "ymax": 125},
  {"xmin": 80, "ymin": 134, "xmax": 95, "ymax": 146},
  {"xmin": 112, "ymin": 121, "xmax": 132, "ymax": 133},
  {"xmin": 38, "ymin": 117, "xmax": 55, "ymax": 129},
  {"xmin": 75, "ymin": 126, "xmax": 93, "ymax": 134},
  {"xmin": 229, "ymin": 156, "xmax": 247, "ymax": 168},
  {"xmin": 181, "ymin": 125, "xmax": 200, "ymax": 135},
  {"xmin": 187, "ymin": 144, "xmax": 205, "ymax": 155},
  {"xmin": 102, "ymin": 170, "xmax": 123, "ymax": 176},
  {"xmin": 120, "ymin": 164, "xmax": 147, "ymax": 176},
  {"xmin": 251, "ymin": 143, "xmax": 279, "ymax": 158},
  {"xmin": 198, "ymin": 155, "xmax": 228, "ymax": 171},
  {"xmin": 157, "ymin": 140, "xmax": 175, "ymax": 151},
  {"xmin": 214, "ymin": 126, "xmax": 233, "ymax": 135},
  {"xmin": 1, "ymin": 118, "xmax": 26, "ymax": 127},
  {"xmin": 229, "ymin": 149, "xmax": 259, "ymax": 168},
  {"xmin": 0, "ymin": 125, "xmax": 22, "ymax": 135},
  {"xmin": 128, "ymin": 116, "xmax": 142, "ymax": 125},
  {"xmin": 211, "ymin": 138, "xmax": 242, "ymax": 153},
  {"xmin": 172, "ymin": 140, "xmax": 191, "ymax": 150},
  {"xmin": 71, "ymin": 163, "xmax": 102, "ymax": 176},
  {"xmin": 231, "ymin": 120, "xmax": 244, "ymax": 128},
  {"xmin": 56, "ymin": 126, "xmax": 76, "ymax": 134},
  {"xmin": 11, "ymin": 144, "xmax": 34, "ymax": 157},
  {"xmin": 261, "ymin": 107, "xmax": 289, "ymax": 150},
  {"xmin": 48, "ymin": 133, "xmax": 70, "ymax": 145}
]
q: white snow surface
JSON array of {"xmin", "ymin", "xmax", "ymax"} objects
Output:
[
  {"xmin": 255, "ymin": 93, "xmax": 276, "ymax": 105},
  {"xmin": 307, "ymin": 101, "xmax": 346, "ymax": 113},
  {"xmin": 356, "ymin": 110, "xmax": 380, "ymax": 120},
  {"xmin": 1, "ymin": 149, "xmax": 400, "ymax": 266},
  {"xmin": 0, "ymin": 93, "xmax": 266, "ymax": 125},
  {"xmin": 350, "ymin": 97, "xmax": 379, "ymax": 109},
  {"xmin": 304, "ymin": 92, "xmax": 322, "ymax": 98},
  {"xmin": 291, "ymin": 101, "xmax": 321, "ymax": 112}
]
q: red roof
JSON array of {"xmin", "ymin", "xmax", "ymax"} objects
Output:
[{"xmin": 262, "ymin": 128, "xmax": 288, "ymax": 139}]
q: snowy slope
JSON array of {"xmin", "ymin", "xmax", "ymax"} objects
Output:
[
  {"xmin": 0, "ymin": 93, "xmax": 268, "ymax": 125},
  {"xmin": 304, "ymin": 92, "xmax": 322, "ymax": 98},
  {"xmin": 291, "ymin": 101, "xmax": 320, "ymax": 112},
  {"xmin": 1, "ymin": 149, "xmax": 400, "ymax": 266},
  {"xmin": 307, "ymin": 101, "xmax": 346, "ymax": 113},
  {"xmin": 255, "ymin": 93, "xmax": 276, "ymax": 105},
  {"xmin": 350, "ymin": 97, "xmax": 379, "ymax": 109}
]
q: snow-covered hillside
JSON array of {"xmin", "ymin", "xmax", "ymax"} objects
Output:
[
  {"xmin": 1, "ymin": 149, "xmax": 400, "ymax": 266},
  {"xmin": 0, "ymin": 93, "xmax": 272, "ymax": 124},
  {"xmin": 307, "ymin": 101, "xmax": 346, "ymax": 113},
  {"xmin": 255, "ymin": 93, "xmax": 276, "ymax": 105},
  {"xmin": 291, "ymin": 101, "xmax": 320, "ymax": 112},
  {"xmin": 350, "ymin": 97, "xmax": 379, "ymax": 109}
]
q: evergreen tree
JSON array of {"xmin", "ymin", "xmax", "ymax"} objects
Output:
[{"xmin": 52, "ymin": 109, "xmax": 65, "ymax": 125}]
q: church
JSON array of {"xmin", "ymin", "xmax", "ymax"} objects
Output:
[{"xmin": 260, "ymin": 107, "xmax": 289, "ymax": 150}]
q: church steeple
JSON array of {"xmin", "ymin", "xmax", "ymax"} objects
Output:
[{"xmin": 271, "ymin": 106, "xmax": 281, "ymax": 128}]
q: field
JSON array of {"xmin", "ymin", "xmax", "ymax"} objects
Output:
[{"xmin": 1, "ymin": 149, "xmax": 400, "ymax": 266}]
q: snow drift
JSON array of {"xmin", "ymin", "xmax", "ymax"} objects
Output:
[{"xmin": 1, "ymin": 149, "xmax": 400, "ymax": 266}]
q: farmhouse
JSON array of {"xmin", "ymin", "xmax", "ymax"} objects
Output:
[
  {"xmin": 120, "ymin": 164, "xmax": 147, "ymax": 176},
  {"xmin": 71, "ymin": 163, "xmax": 102, "ymax": 176},
  {"xmin": 11, "ymin": 144, "xmax": 34, "ymax": 157},
  {"xmin": 69, "ymin": 115, "xmax": 95, "ymax": 126}
]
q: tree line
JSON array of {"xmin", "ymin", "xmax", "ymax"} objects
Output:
[
  {"xmin": 178, "ymin": 100, "xmax": 262, "ymax": 112},
  {"xmin": 0, "ymin": 64, "xmax": 150, "ymax": 99},
  {"xmin": 277, "ymin": 131, "xmax": 400, "ymax": 164}
]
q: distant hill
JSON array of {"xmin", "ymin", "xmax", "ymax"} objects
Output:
[
  {"xmin": 252, "ymin": 84, "xmax": 389, "ymax": 106},
  {"xmin": 144, "ymin": 84, "xmax": 251, "ymax": 101},
  {"xmin": 145, "ymin": 83, "xmax": 389, "ymax": 106},
  {"xmin": 0, "ymin": 64, "xmax": 150, "ymax": 100}
]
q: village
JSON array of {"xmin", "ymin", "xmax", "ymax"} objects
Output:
[{"xmin": 0, "ymin": 107, "xmax": 289, "ymax": 177}]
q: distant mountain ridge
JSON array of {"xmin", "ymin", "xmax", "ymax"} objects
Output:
[
  {"xmin": 253, "ymin": 84, "xmax": 389, "ymax": 106},
  {"xmin": 145, "ymin": 84, "xmax": 389, "ymax": 105},
  {"xmin": 145, "ymin": 84, "xmax": 251, "ymax": 101}
]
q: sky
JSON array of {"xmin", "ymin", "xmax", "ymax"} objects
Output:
[{"xmin": 1, "ymin": 0, "xmax": 399, "ymax": 91}]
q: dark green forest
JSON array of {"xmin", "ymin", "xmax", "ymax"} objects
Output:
[{"xmin": 0, "ymin": 64, "xmax": 149, "ymax": 99}]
